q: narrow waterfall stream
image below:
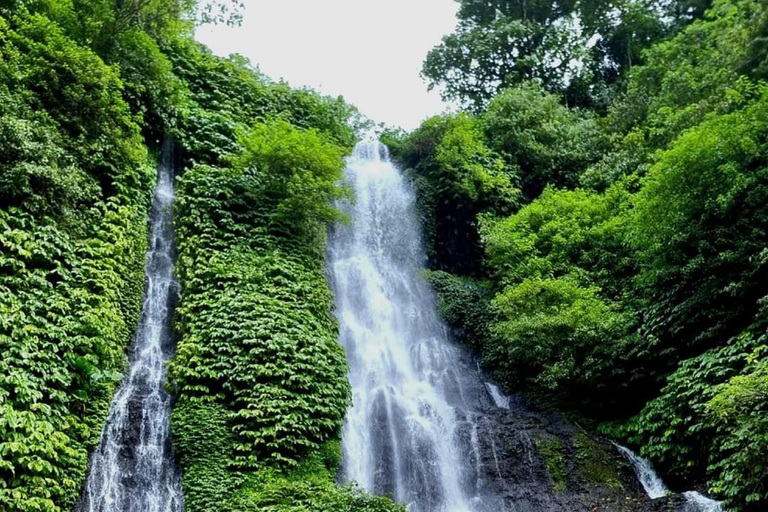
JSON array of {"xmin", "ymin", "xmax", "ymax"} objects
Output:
[
  {"xmin": 329, "ymin": 141, "xmax": 503, "ymax": 512},
  {"xmin": 78, "ymin": 140, "xmax": 183, "ymax": 512},
  {"xmin": 615, "ymin": 445, "xmax": 724, "ymax": 512}
]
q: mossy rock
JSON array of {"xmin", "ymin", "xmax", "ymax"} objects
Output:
[
  {"xmin": 573, "ymin": 433, "xmax": 624, "ymax": 490},
  {"xmin": 535, "ymin": 434, "xmax": 568, "ymax": 493}
]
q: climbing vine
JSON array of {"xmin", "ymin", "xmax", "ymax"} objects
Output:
[{"xmin": 0, "ymin": 10, "xmax": 153, "ymax": 511}]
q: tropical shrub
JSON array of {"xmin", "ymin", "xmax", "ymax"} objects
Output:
[
  {"xmin": 169, "ymin": 120, "xmax": 355, "ymax": 511},
  {"xmin": 398, "ymin": 113, "xmax": 517, "ymax": 274}
]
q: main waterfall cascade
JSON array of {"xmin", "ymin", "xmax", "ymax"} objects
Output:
[
  {"xmin": 78, "ymin": 140, "xmax": 183, "ymax": 512},
  {"xmin": 328, "ymin": 141, "xmax": 505, "ymax": 512}
]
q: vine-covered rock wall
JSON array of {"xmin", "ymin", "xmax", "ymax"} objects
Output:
[{"xmin": 0, "ymin": 10, "xmax": 154, "ymax": 511}]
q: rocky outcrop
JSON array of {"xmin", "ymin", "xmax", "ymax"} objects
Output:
[{"xmin": 446, "ymin": 345, "xmax": 670, "ymax": 512}]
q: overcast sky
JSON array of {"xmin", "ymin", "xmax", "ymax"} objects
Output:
[{"xmin": 195, "ymin": 0, "xmax": 459, "ymax": 130}]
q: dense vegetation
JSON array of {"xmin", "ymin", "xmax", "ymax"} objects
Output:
[
  {"xmin": 0, "ymin": 1, "xmax": 402, "ymax": 512},
  {"xmin": 0, "ymin": 7, "xmax": 154, "ymax": 510},
  {"xmin": 390, "ymin": 0, "xmax": 768, "ymax": 510},
  {"xmin": 4, "ymin": 0, "xmax": 768, "ymax": 510}
]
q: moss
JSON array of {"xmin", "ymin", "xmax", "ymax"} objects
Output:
[
  {"xmin": 535, "ymin": 435, "xmax": 567, "ymax": 493},
  {"xmin": 573, "ymin": 433, "xmax": 624, "ymax": 489}
]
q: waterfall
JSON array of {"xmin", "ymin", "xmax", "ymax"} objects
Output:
[
  {"xmin": 328, "ymin": 141, "xmax": 496, "ymax": 512},
  {"xmin": 484, "ymin": 383, "xmax": 510, "ymax": 410},
  {"xmin": 615, "ymin": 445, "xmax": 724, "ymax": 512},
  {"xmin": 614, "ymin": 444, "xmax": 668, "ymax": 499},
  {"xmin": 78, "ymin": 140, "xmax": 183, "ymax": 512}
]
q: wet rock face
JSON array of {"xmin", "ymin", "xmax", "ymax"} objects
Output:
[
  {"xmin": 445, "ymin": 347, "xmax": 660, "ymax": 512},
  {"xmin": 638, "ymin": 495, "xmax": 689, "ymax": 512}
]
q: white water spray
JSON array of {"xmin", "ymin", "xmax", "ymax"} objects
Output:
[
  {"xmin": 329, "ymin": 141, "xmax": 484, "ymax": 512},
  {"xmin": 614, "ymin": 444, "xmax": 668, "ymax": 499},
  {"xmin": 78, "ymin": 140, "xmax": 183, "ymax": 512}
]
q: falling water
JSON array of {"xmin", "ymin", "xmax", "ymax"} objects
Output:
[
  {"xmin": 683, "ymin": 491, "xmax": 726, "ymax": 512},
  {"xmin": 614, "ymin": 444, "xmax": 668, "ymax": 499},
  {"xmin": 78, "ymin": 140, "xmax": 183, "ymax": 512},
  {"xmin": 615, "ymin": 445, "xmax": 724, "ymax": 512},
  {"xmin": 329, "ymin": 141, "xmax": 492, "ymax": 512},
  {"xmin": 484, "ymin": 383, "xmax": 510, "ymax": 410}
]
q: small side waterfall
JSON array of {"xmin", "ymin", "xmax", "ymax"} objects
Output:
[
  {"xmin": 484, "ymin": 383, "xmax": 510, "ymax": 410},
  {"xmin": 329, "ymin": 141, "xmax": 500, "ymax": 512},
  {"xmin": 614, "ymin": 444, "xmax": 668, "ymax": 499},
  {"xmin": 78, "ymin": 140, "xmax": 183, "ymax": 512},
  {"xmin": 615, "ymin": 444, "xmax": 724, "ymax": 512}
]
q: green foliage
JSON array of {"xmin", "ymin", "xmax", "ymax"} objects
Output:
[
  {"xmin": 0, "ymin": 3, "xmax": 366, "ymax": 511},
  {"xmin": 422, "ymin": 0, "xmax": 697, "ymax": 109},
  {"xmin": 628, "ymin": 324, "xmax": 767, "ymax": 502},
  {"xmin": 197, "ymin": 0, "xmax": 244, "ymax": 27},
  {"xmin": 482, "ymin": 84, "xmax": 608, "ymax": 200},
  {"xmin": 165, "ymin": 38, "xmax": 358, "ymax": 165},
  {"xmin": 0, "ymin": 10, "xmax": 154, "ymax": 511},
  {"xmin": 609, "ymin": 0, "xmax": 759, "ymax": 146},
  {"xmin": 109, "ymin": 28, "xmax": 188, "ymax": 138},
  {"xmin": 25, "ymin": 0, "xmax": 195, "ymax": 54},
  {"xmin": 231, "ymin": 120, "xmax": 350, "ymax": 229},
  {"xmin": 230, "ymin": 469, "xmax": 405, "ymax": 512},
  {"xmin": 172, "ymin": 398, "xmax": 236, "ymax": 511},
  {"xmin": 629, "ymin": 93, "xmax": 768, "ymax": 352},
  {"xmin": 477, "ymin": 186, "xmax": 647, "ymax": 409},
  {"xmin": 409, "ymin": 1, "xmax": 768, "ymax": 507},
  {"xmin": 170, "ymin": 162, "xmax": 351, "ymax": 461},
  {"xmin": 480, "ymin": 186, "xmax": 632, "ymax": 295},
  {"xmin": 424, "ymin": 270, "xmax": 494, "ymax": 353},
  {"xmin": 169, "ymin": 119, "xmax": 355, "ymax": 510},
  {"xmin": 588, "ymin": 0, "xmax": 764, "ymax": 191},
  {"xmin": 398, "ymin": 114, "xmax": 517, "ymax": 273},
  {"xmin": 707, "ymin": 350, "xmax": 768, "ymax": 510},
  {"xmin": 488, "ymin": 276, "xmax": 633, "ymax": 399},
  {"xmin": 0, "ymin": 202, "xmax": 149, "ymax": 512},
  {"xmin": 0, "ymin": 10, "xmax": 149, "ymax": 196}
]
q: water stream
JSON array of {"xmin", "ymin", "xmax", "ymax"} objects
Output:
[
  {"xmin": 77, "ymin": 140, "xmax": 183, "ymax": 512},
  {"xmin": 615, "ymin": 444, "xmax": 724, "ymax": 512},
  {"xmin": 328, "ymin": 141, "xmax": 500, "ymax": 512}
]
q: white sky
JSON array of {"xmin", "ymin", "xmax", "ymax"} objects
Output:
[{"xmin": 195, "ymin": 0, "xmax": 459, "ymax": 130}]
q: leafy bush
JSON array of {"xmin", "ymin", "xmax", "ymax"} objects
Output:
[
  {"xmin": 424, "ymin": 270, "xmax": 494, "ymax": 353},
  {"xmin": 629, "ymin": 93, "xmax": 768, "ymax": 354},
  {"xmin": 607, "ymin": 0, "xmax": 760, "ymax": 148},
  {"xmin": 169, "ymin": 121, "xmax": 354, "ymax": 511},
  {"xmin": 165, "ymin": 38, "xmax": 358, "ymax": 165},
  {"xmin": 480, "ymin": 186, "xmax": 633, "ymax": 298},
  {"xmin": 405, "ymin": 0, "xmax": 768, "ymax": 508},
  {"xmin": 488, "ymin": 276, "xmax": 633, "ymax": 397},
  {"xmin": 397, "ymin": 113, "xmax": 517, "ymax": 274},
  {"xmin": 708, "ymin": 350, "xmax": 768, "ymax": 511},
  {"xmin": 1, "ymin": 4, "xmax": 375, "ymax": 512},
  {"xmin": 627, "ymin": 321, "xmax": 768, "ymax": 511},
  {"xmin": 481, "ymin": 84, "xmax": 608, "ymax": 200},
  {"xmin": 229, "ymin": 450, "xmax": 405, "ymax": 512}
]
